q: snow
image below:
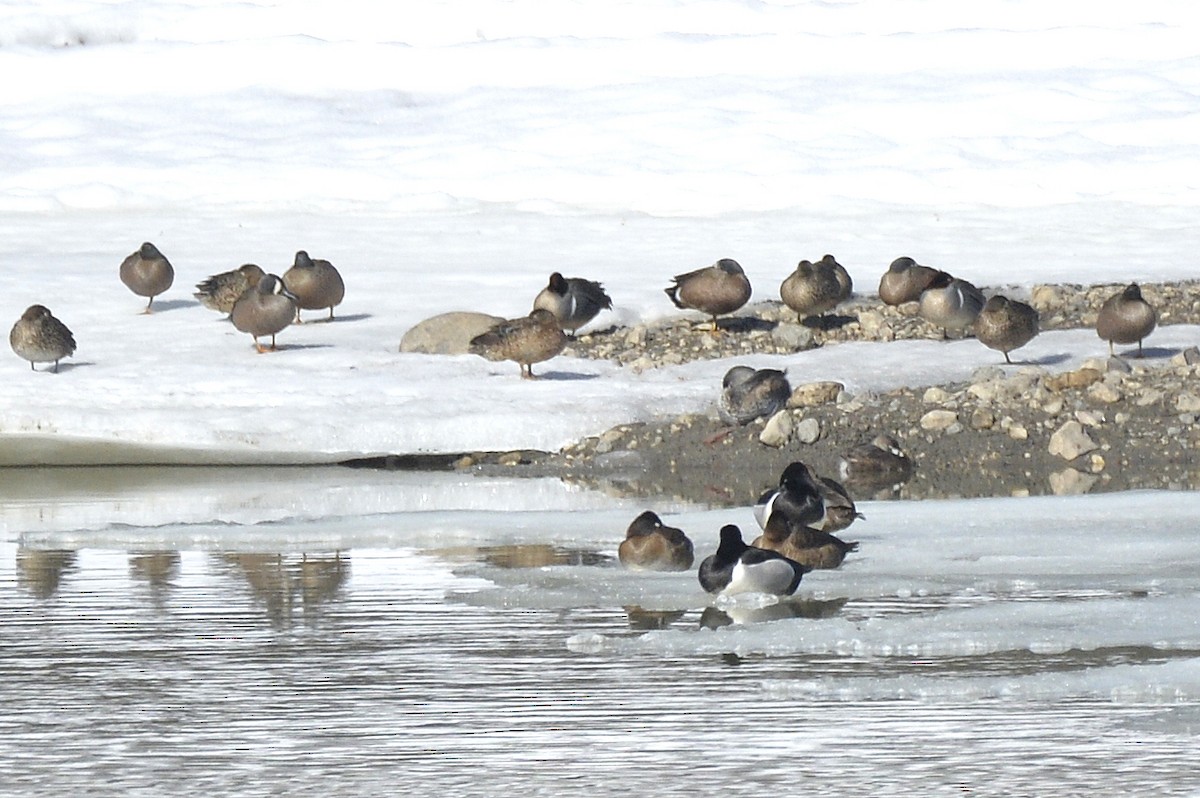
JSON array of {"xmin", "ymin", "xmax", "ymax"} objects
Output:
[{"xmin": 2, "ymin": 0, "xmax": 1199, "ymax": 463}]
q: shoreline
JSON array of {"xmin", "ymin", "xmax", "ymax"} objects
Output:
[{"xmin": 423, "ymin": 279, "xmax": 1200, "ymax": 506}]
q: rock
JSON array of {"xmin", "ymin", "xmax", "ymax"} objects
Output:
[
  {"xmin": 923, "ymin": 387, "xmax": 951, "ymax": 404},
  {"xmin": 920, "ymin": 409, "xmax": 958, "ymax": 431},
  {"xmin": 1007, "ymin": 424, "xmax": 1028, "ymax": 441},
  {"xmin": 969, "ymin": 408, "xmax": 995, "ymax": 430},
  {"xmin": 771, "ymin": 323, "xmax": 814, "ymax": 350},
  {"xmin": 1087, "ymin": 382, "xmax": 1122, "ymax": 404},
  {"xmin": 399, "ymin": 311, "xmax": 506, "ymax": 354},
  {"xmin": 759, "ymin": 410, "xmax": 794, "ymax": 447},
  {"xmin": 1075, "ymin": 409, "xmax": 1105, "ymax": 427},
  {"xmin": 1048, "ymin": 420, "xmax": 1098, "ymax": 461},
  {"xmin": 1049, "ymin": 467, "xmax": 1099, "ymax": 496},
  {"xmin": 1030, "ymin": 284, "xmax": 1064, "ymax": 312},
  {"xmin": 1045, "ymin": 368, "xmax": 1102, "ymax": 392},
  {"xmin": 1175, "ymin": 393, "xmax": 1200, "ymax": 413},
  {"xmin": 1171, "ymin": 346, "xmax": 1200, "ymax": 366},
  {"xmin": 787, "ymin": 381, "xmax": 844, "ymax": 408},
  {"xmin": 795, "ymin": 417, "xmax": 821, "ymax": 444}
]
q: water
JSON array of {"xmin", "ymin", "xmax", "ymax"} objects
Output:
[{"xmin": 2, "ymin": 468, "xmax": 1200, "ymax": 796}]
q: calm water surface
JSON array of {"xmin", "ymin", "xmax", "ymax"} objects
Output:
[{"xmin": 2, "ymin": 470, "xmax": 1199, "ymax": 797}]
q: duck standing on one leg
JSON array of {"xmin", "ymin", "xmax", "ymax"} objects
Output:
[
  {"xmin": 664, "ymin": 258, "xmax": 752, "ymax": 332},
  {"xmin": 119, "ymin": 242, "xmax": 174, "ymax": 313}
]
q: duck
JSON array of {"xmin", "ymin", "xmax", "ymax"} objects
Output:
[
  {"xmin": 664, "ymin": 258, "xmax": 752, "ymax": 330},
  {"xmin": 119, "ymin": 242, "xmax": 174, "ymax": 312},
  {"xmin": 838, "ymin": 434, "xmax": 913, "ymax": 485},
  {"xmin": 917, "ymin": 270, "xmax": 985, "ymax": 338},
  {"xmin": 282, "ymin": 250, "xmax": 345, "ymax": 322},
  {"xmin": 468, "ymin": 308, "xmax": 568, "ymax": 378},
  {"xmin": 718, "ymin": 366, "xmax": 791, "ymax": 425},
  {"xmin": 10, "ymin": 305, "xmax": 76, "ymax": 372},
  {"xmin": 752, "ymin": 461, "xmax": 827, "ymax": 531},
  {"xmin": 194, "ymin": 263, "xmax": 266, "ymax": 315},
  {"xmin": 779, "ymin": 255, "xmax": 845, "ymax": 324},
  {"xmin": 751, "ymin": 513, "xmax": 859, "ymax": 570},
  {"xmin": 532, "ymin": 272, "xmax": 613, "ymax": 334},
  {"xmin": 974, "ymin": 294, "xmax": 1040, "ymax": 364},
  {"xmin": 618, "ymin": 511, "xmax": 695, "ymax": 572},
  {"xmin": 815, "ymin": 475, "xmax": 864, "ymax": 533},
  {"xmin": 878, "ymin": 256, "xmax": 939, "ymax": 305},
  {"xmin": 1096, "ymin": 283, "xmax": 1157, "ymax": 357},
  {"xmin": 230, "ymin": 274, "xmax": 297, "ymax": 353},
  {"xmin": 698, "ymin": 524, "xmax": 810, "ymax": 597}
]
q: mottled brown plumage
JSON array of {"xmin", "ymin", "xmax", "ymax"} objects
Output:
[
  {"xmin": 780, "ymin": 255, "xmax": 845, "ymax": 322},
  {"xmin": 469, "ymin": 308, "xmax": 567, "ymax": 378},
  {"xmin": 10, "ymin": 304, "xmax": 76, "ymax": 372},
  {"xmin": 975, "ymin": 295, "xmax": 1039, "ymax": 364},
  {"xmin": 194, "ymin": 263, "xmax": 266, "ymax": 314}
]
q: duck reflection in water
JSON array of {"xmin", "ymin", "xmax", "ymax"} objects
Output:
[
  {"xmin": 129, "ymin": 551, "xmax": 181, "ymax": 604},
  {"xmin": 624, "ymin": 605, "xmax": 688, "ymax": 631},
  {"xmin": 427, "ymin": 544, "xmax": 612, "ymax": 568},
  {"xmin": 16, "ymin": 547, "xmax": 78, "ymax": 599},
  {"xmin": 700, "ymin": 597, "xmax": 848, "ymax": 629},
  {"xmin": 217, "ymin": 552, "xmax": 349, "ymax": 627}
]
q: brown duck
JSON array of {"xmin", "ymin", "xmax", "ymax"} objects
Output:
[
  {"xmin": 751, "ymin": 512, "xmax": 859, "ymax": 570},
  {"xmin": 974, "ymin": 294, "xmax": 1039, "ymax": 364},
  {"xmin": 469, "ymin": 308, "xmax": 567, "ymax": 378},
  {"xmin": 618, "ymin": 511, "xmax": 695, "ymax": 572},
  {"xmin": 194, "ymin": 263, "xmax": 266, "ymax": 315},
  {"xmin": 1096, "ymin": 283, "xmax": 1156, "ymax": 357},
  {"xmin": 664, "ymin": 258, "xmax": 751, "ymax": 330},
  {"xmin": 119, "ymin": 242, "xmax": 174, "ymax": 312},
  {"xmin": 282, "ymin": 250, "xmax": 345, "ymax": 322},
  {"xmin": 878, "ymin": 256, "xmax": 938, "ymax": 305},
  {"xmin": 10, "ymin": 305, "xmax": 76, "ymax": 372}
]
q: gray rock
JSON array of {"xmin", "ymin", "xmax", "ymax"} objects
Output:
[
  {"xmin": 770, "ymin": 322, "xmax": 814, "ymax": 350},
  {"xmin": 399, "ymin": 311, "xmax": 506, "ymax": 355},
  {"xmin": 795, "ymin": 416, "xmax": 821, "ymax": 444},
  {"xmin": 759, "ymin": 410, "xmax": 794, "ymax": 448},
  {"xmin": 1048, "ymin": 420, "xmax": 1097, "ymax": 460}
]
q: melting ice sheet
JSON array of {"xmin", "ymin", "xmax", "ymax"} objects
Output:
[{"xmin": 4, "ymin": 475, "xmax": 1200, "ymax": 795}]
